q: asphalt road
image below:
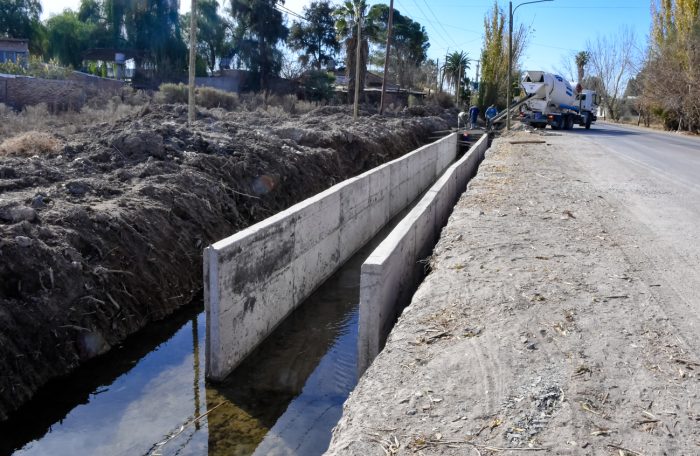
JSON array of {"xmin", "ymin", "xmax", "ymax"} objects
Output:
[{"xmin": 566, "ymin": 121, "xmax": 700, "ymax": 356}]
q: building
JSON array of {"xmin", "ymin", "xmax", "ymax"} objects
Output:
[{"xmin": 0, "ymin": 38, "xmax": 29, "ymax": 66}]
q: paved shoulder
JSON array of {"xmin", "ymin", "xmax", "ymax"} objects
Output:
[{"xmin": 325, "ymin": 132, "xmax": 700, "ymax": 455}]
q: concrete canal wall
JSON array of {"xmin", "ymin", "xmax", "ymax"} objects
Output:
[
  {"xmin": 204, "ymin": 133, "xmax": 459, "ymax": 381},
  {"xmin": 357, "ymin": 134, "xmax": 489, "ymax": 373}
]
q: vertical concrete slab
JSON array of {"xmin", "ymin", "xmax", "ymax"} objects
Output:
[
  {"xmin": 368, "ymin": 164, "xmax": 392, "ymax": 230},
  {"xmin": 339, "ymin": 177, "xmax": 373, "ymax": 261},
  {"xmin": 358, "ymin": 221, "xmax": 416, "ymax": 368}
]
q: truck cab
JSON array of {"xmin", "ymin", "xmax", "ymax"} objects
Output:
[{"xmin": 576, "ymin": 90, "xmax": 599, "ymax": 114}]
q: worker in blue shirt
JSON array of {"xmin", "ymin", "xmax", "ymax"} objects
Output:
[
  {"xmin": 485, "ymin": 104, "xmax": 498, "ymax": 128},
  {"xmin": 468, "ymin": 105, "xmax": 479, "ymax": 129}
]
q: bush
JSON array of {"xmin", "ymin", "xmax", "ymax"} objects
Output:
[
  {"xmin": 156, "ymin": 83, "xmax": 188, "ymax": 104},
  {"xmin": 157, "ymin": 84, "xmax": 240, "ymax": 110},
  {"xmin": 0, "ymin": 56, "xmax": 73, "ymax": 79},
  {"xmin": 408, "ymin": 94, "xmax": 424, "ymax": 107},
  {"xmin": 429, "ymin": 92, "xmax": 454, "ymax": 109},
  {"xmin": 300, "ymin": 70, "xmax": 335, "ymax": 102},
  {"xmin": 0, "ymin": 131, "xmax": 63, "ymax": 156},
  {"xmin": 197, "ymin": 87, "xmax": 238, "ymax": 110}
]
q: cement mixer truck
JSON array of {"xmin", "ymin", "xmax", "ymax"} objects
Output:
[{"xmin": 518, "ymin": 71, "xmax": 599, "ymax": 130}]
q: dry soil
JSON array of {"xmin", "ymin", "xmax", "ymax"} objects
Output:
[
  {"xmin": 0, "ymin": 103, "xmax": 454, "ymax": 420},
  {"xmin": 326, "ymin": 131, "xmax": 700, "ymax": 455}
]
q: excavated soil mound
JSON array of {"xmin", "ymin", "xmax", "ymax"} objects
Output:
[{"xmin": 0, "ymin": 104, "xmax": 454, "ymax": 419}]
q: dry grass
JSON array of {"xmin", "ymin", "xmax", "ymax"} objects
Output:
[
  {"xmin": 0, "ymin": 101, "xmax": 141, "ymax": 141},
  {"xmin": 0, "ymin": 131, "xmax": 63, "ymax": 156},
  {"xmin": 156, "ymin": 88, "xmax": 319, "ymax": 115}
]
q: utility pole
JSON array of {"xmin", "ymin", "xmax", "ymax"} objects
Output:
[
  {"xmin": 436, "ymin": 58, "xmax": 440, "ymax": 93},
  {"xmin": 474, "ymin": 61, "xmax": 480, "ymax": 105},
  {"xmin": 187, "ymin": 0, "xmax": 198, "ymax": 126},
  {"xmin": 507, "ymin": 1, "xmax": 513, "ymax": 131},
  {"xmin": 507, "ymin": 0, "xmax": 553, "ymax": 130},
  {"xmin": 456, "ymin": 64, "xmax": 462, "ymax": 108},
  {"xmin": 379, "ymin": 0, "xmax": 394, "ymax": 115},
  {"xmin": 353, "ymin": 7, "xmax": 363, "ymax": 121}
]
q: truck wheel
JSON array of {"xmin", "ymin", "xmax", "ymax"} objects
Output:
[
  {"xmin": 554, "ymin": 116, "xmax": 565, "ymax": 130},
  {"xmin": 585, "ymin": 114, "xmax": 592, "ymax": 129},
  {"xmin": 564, "ymin": 115, "xmax": 573, "ymax": 130}
]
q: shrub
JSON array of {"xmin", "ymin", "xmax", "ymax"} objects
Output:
[
  {"xmin": 0, "ymin": 131, "xmax": 63, "ymax": 156},
  {"xmin": 267, "ymin": 94, "xmax": 303, "ymax": 114},
  {"xmin": 156, "ymin": 83, "xmax": 188, "ymax": 104},
  {"xmin": 197, "ymin": 87, "xmax": 238, "ymax": 110},
  {"xmin": 429, "ymin": 92, "xmax": 454, "ymax": 109},
  {"xmin": 300, "ymin": 70, "xmax": 335, "ymax": 102},
  {"xmin": 408, "ymin": 94, "xmax": 424, "ymax": 107}
]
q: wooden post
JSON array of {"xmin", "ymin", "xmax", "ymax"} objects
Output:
[
  {"xmin": 188, "ymin": 0, "xmax": 198, "ymax": 126},
  {"xmin": 379, "ymin": 0, "xmax": 394, "ymax": 114}
]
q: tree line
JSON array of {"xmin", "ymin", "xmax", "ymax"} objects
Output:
[
  {"xmin": 0, "ymin": 0, "xmax": 433, "ymax": 94},
  {"xmin": 0, "ymin": 0, "xmax": 542, "ymax": 111}
]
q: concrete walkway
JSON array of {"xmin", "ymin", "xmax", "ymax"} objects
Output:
[{"xmin": 325, "ymin": 131, "xmax": 700, "ymax": 455}]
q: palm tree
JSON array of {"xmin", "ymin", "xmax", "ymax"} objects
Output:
[
  {"xmin": 442, "ymin": 51, "xmax": 471, "ymax": 97},
  {"xmin": 575, "ymin": 50, "xmax": 590, "ymax": 85},
  {"xmin": 334, "ymin": 0, "xmax": 369, "ymax": 102}
]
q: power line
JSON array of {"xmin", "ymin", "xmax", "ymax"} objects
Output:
[
  {"xmin": 420, "ymin": 0, "xmax": 461, "ymax": 48},
  {"xmin": 398, "ymin": 0, "xmax": 455, "ymax": 50},
  {"xmin": 276, "ymin": 4, "xmax": 306, "ymax": 22}
]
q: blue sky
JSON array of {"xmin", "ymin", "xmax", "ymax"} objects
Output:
[{"xmin": 42, "ymin": 0, "xmax": 651, "ymax": 80}]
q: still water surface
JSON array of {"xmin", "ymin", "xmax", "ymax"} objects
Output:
[{"xmin": 1, "ymin": 231, "xmax": 382, "ymax": 456}]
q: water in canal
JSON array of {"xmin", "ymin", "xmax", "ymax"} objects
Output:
[{"xmin": 0, "ymin": 214, "xmax": 406, "ymax": 456}]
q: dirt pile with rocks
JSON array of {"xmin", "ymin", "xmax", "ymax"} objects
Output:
[{"xmin": 0, "ymin": 103, "xmax": 454, "ymax": 420}]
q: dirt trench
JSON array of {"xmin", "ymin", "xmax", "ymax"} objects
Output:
[{"xmin": 0, "ymin": 103, "xmax": 454, "ymax": 420}]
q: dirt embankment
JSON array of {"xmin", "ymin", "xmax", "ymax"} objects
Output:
[
  {"xmin": 0, "ymin": 104, "xmax": 453, "ymax": 420},
  {"xmin": 326, "ymin": 132, "xmax": 700, "ymax": 455}
]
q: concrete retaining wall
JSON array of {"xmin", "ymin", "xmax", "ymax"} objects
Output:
[
  {"xmin": 357, "ymin": 134, "xmax": 489, "ymax": 373},
  {"xmin": 204, "ymin": 133, "xmax": 459, "ymax": 381}
]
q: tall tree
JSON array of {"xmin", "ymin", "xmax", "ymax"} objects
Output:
[
  {"xmin": 442, "ymin": 51, "xmax": 470, "ymax": 97},
  {"xmin": 182, "ymin": 0, "xmax": 231, "ymax": 73},
  {"xmin": 104, "ymin": 0, "xmax": 128, "ymax": 48},
  {"xmin": 575, "ymin": 50, "xmax": 590, "ymax": 85},
  {"xmin": 45, "ymin": 10, "xmax": 95, "ymax": 68},
  {"xmin": 334, "ymin": 0, "xmax": 369, "ymax": 102},
  {"xmin": 124, "ymin": 0, "xmax": 187, "ymax": 79},
  {"xmin": 644, "ymin": 0, "xmax": 700, "ymax": 131},
  {"xmin": 230, "ymin": 0, "xmax": 288, "ymax": 90},
  {"xmin": 478, "ymin": 1, "xmax": 528, "ymax": 109},
  {"xmin": 366, "ymin": 4, "xmax": 429, "ymax": 89},
  {"xmin": 287, "ymin": 0, "xmax": 340, "ymax": 70},
  {"xmin": 0, "ymin": 0, "xmax": 44, "ymax": 54},
  {"xmin": 586, "ymin": 27, "xmax": 637, "ymax": 121},
  {"xmin": 78, "ymin": 0, "xmax": 102, "ymax": 23}
]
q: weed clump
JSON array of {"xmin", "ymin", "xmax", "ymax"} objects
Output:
[
  {"xmin": 0, "ymin": 131, "xmax": 63, "ymax": 156},
  {"xmin": 197, "ymin": 87, "xmax": 239, "ymax": 110}
]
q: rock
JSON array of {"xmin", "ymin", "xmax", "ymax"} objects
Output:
[
  {"xmin": 111, "ymin": 131, "xmax": 164, "ymax": 158},
  {"xmin": 65, "ymin": 181, "xmax": 91, "ymax": 197},
  {"xmin": 0, "ymin": 167, "xmax": 17, "ymax": 179},
  {"xmin": 15, "ymin": 236, "xmax": 33, "ymax": 247},
  {"xmin": 31, "ymin": 194, "xmax": 46, "ymax": 208},
  {"xmin": 0, "ymin": 205, "xmax": 37, "ymax": 223}
]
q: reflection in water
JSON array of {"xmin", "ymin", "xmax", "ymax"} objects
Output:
[{"xmin": 1, "ymin": 220, "xmax": 386, "ymax": 456}]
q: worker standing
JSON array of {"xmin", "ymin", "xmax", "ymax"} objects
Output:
[
  {"xmin": 485, "ymin": 104, "xmax": 498, "ymax": 128},
  {"xmin": 468, "ymin": 104, "xmax": 479, "ymax": 129}
]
